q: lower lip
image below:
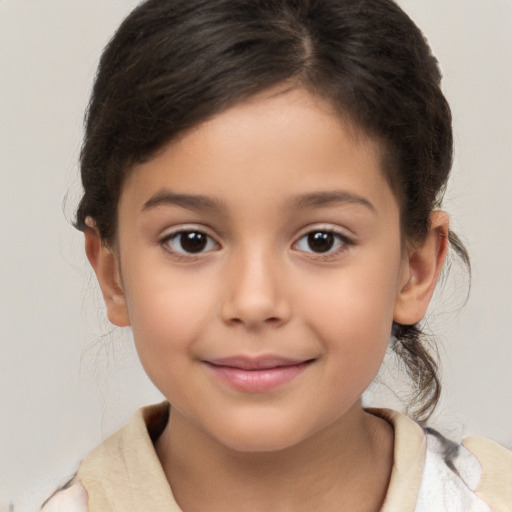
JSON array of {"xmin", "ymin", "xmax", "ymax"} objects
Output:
[{"xmin": 205, "ymin": 361, "xmax": 312, "ymax": 392}]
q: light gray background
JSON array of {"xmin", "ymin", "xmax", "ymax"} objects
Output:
[{"xmin": 0, "ymin": 1, "xmax": 511, "ymax": 510}]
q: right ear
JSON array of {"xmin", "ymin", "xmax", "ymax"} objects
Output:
[{"xmin": 84, "ymin": 219, "xmax": 131, "ymax": 327}]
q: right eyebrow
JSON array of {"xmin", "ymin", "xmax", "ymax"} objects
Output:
[{"xmin": 141, "ymin": 189, "xmax": 224, "ymax": 213}]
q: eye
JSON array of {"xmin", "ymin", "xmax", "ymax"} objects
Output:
[
  {"xmin": 294, "ymin": 230, "xmax": 350, "ymax": 254},
  {"xmin": 162, "ymin": 230, "xmax": 218, "ymax": 255}
]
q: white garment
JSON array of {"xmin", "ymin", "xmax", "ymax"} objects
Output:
[
  {"xmin": 414, "ymin": 431, "xmax": 492, "ymax": 512},
  {"xmin": 41, "ymin": 482, "xmax": 88, "ymax": 512}
]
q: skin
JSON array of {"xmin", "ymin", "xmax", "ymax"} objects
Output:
[{"xmin": 86, "ymin": 87, "xmax": 449, "ymax": 511}]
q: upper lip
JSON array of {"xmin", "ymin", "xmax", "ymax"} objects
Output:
[{"xmin": 206, "ymin": 356, "xmax": 313, "ymax": 370}]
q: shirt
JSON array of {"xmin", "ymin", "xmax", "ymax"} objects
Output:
[{"xmin": 42, "ymin": 401, "xmax": 512, "ymax": 511}]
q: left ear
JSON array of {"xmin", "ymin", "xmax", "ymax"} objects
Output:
[{"xmin": 393, "ymin": 211, "xmax": 449, "ymax": 325}]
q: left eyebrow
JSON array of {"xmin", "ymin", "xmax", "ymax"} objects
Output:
[
  {"xmin": 141, "ymin": 189, "xmax": 224, "ymax": 213},
  {"xmin": 289, "ymin": 190, "xmax": 376, "ymax": 213}
]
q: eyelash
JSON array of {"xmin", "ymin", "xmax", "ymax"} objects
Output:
[{"xmin": 159, "ymin": 227, "xmax": 353, "ymax": 261}]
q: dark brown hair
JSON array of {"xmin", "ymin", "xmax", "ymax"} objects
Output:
[{"xmin": 75, "ymin": 0, "xmax": 470, "ymax": 420}]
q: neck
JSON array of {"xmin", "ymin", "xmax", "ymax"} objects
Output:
[{"xmin": 155, "ymin": 403, "xmax": 394, "ymax": 512}]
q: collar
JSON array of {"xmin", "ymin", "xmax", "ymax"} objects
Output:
[
  {"xmin": 76, "ymin": 402, "xmax": 426, "ymax": 512},
  {"xmin": 366, "ymin": 408, "xmax": 427, "ymax": 512}
]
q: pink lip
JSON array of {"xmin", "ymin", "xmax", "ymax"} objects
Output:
[{"xmin": 204, "ymin": 356, "xmax": 314, "ymax": 392}]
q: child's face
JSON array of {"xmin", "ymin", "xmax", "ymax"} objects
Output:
[{"xmin": 112, "ymin": 87, "xmax": 410, "ymax": 451}]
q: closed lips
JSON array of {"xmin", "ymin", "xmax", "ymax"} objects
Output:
[
  {"xmin": 205, "ymin": 356, "xmax": 315, "ymax": 370},
  {"xmin": 203, "ymin": 357, "xmax": 315, "ymax": 392}
]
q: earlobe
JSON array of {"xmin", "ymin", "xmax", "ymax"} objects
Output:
[
  {"xmin": 84, "ymin": 219, "xmax": 131, "ymax": 327},
  {"xmin": 393, "ymin": 211, "xmax": 449, "ymax": 325}
]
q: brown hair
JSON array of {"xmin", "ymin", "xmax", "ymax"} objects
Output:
[{"xmin": 75, "ymin": 0, "xmax": 470, "ymax": 420}]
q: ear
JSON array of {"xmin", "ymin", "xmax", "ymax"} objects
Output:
[
  {"xmin": 393, "ymin": 211, "xmax": 449, "ymax": 325},
  {"xmin": 84, "ymin": 219, "xmax": 131, "ymax": 327}
]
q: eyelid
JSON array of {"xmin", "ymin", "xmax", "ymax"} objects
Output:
[
  {"xmin": 293, "ymin": 224, "xmax": 354, "ymax": 242},
  {"xmin": 160, "ymin": 223, "xmax": 217, "ymax": 239}
]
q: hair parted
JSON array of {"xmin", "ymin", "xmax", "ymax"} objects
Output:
[{"xmin": 75, "ymin": 0, "xmax": 470, "ymax": 420}]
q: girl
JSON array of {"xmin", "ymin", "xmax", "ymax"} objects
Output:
[{"xmin": 42, "ymin": 0, "xmax": 512, "ymax": 510}]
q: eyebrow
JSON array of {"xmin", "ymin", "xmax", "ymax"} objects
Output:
[
  {"xmin": 290, "ymin": 191, "xmax": 376, "ymax": 213},
  {"xmin": 141, "ymin": 189, "xmax": 376, "ymax": 214},
  {"xmin": 141, "ymin": 189, "xmax": 224, "ymax": 212}
]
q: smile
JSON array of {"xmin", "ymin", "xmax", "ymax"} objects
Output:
[{"xmin": 203, "ymin": 356, "xmax": 315, "ymax": 392}]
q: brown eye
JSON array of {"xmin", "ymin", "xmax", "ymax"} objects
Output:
[
  {"xmin": 307, "ymin": 232, "xmax": 335, "ymax": 253},
  {"xmin": 164, "ymin": 230, "xmax": 218, "ymax": 254},
  {"xmin": 294, "ymin": 230, "xmax": 349, "ymax": 255},
  {"xmin": 180, "ymin": 232, "xmax": 208, "ymax": 252}
]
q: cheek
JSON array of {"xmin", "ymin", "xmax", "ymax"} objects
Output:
[
  {"xmin": 124, "ymin": 268, "xmax": 215, "ymax": 367},
  {"xmin": 298, "ymin": 256, "xmax": 400, "ymax": 373}
]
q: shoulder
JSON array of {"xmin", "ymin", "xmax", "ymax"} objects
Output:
[
  {"xmin": 41, "ymin": 482, "xmax": 89, "ymax": 512},
  {"xmin": 41, "ymin": 402, "xmax": 173, "ymax": 511},
  {"xmin": 369, "ymin": 408, "xmax": 512, "ymax": 511},
  {"xmin": 417, "ymin": 428, "xmax": 512, "ymax": 512},
  {"xmin": 463, "ymin": 435, "xmax": 512, "ymax": 511}
]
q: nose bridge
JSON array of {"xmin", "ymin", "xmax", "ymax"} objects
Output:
[{"xmin": 221, "ymin": 242, "xmax": 290, "ymax": 328}]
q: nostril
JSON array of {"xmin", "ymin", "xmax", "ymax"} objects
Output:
[{"xmin": 226, "ymin": 316, "xmax": 282, "ymax": 327}]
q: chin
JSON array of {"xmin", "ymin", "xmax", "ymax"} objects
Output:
[{"xmin": 209, "ymin": 415, "xmax": 314, "ymax": 453}]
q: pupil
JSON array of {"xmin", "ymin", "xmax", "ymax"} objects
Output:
[
  {"xmin": 180, "ymin": 232, "xmax": 207, "ymax": 253},
  {"xmin": 308, "ymin": 232, "xmax": 334, "ymax": 253}
]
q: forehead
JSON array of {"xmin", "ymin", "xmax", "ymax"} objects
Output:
[{"xmin": 120, "ymin": 87, "xmax": 397, "ymax": 220}]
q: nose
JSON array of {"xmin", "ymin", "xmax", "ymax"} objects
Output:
[{"xmin": 220, "ymin": 247, "xmax": 292, "ymax": 330}]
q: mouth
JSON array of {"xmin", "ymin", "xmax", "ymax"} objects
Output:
[{"xmin": 203, "ymin": 356, "xmax": 315, "ymax": 392}]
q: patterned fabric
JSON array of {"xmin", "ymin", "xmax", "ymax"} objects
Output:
[{"xmin": 415, "ymin": 431, "xmax": 491, "ymax": 511}]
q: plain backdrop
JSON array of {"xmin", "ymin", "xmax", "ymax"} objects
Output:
[{"xmin": 0, "ymin": 1, "xmax": 511, "ymax": 510}]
